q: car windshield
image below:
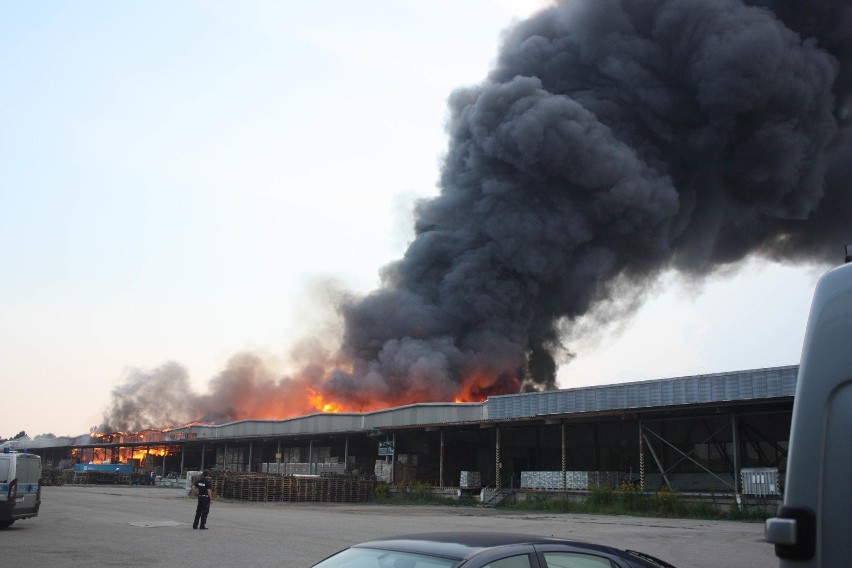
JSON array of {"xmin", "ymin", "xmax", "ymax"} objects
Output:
[{"xmin": 311, "ymin": 547, "xmax": 460, "ymax": 568}]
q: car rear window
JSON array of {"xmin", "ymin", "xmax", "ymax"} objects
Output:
[
  {"xmin": 482, "ymin": 554, "xmax": 533, "ymax": 568},
  {"xmin": 311, "ymin": 548, "xmax": 459, "ymax": 568},
  {"xmin": 542, "ymin": 552, "xmax": 614, "ymax": 568}
]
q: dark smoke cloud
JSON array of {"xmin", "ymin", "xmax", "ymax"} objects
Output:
[
  {"xmin": 327, "ymin": 0, "xmax": 850, "ymax": 405},
  {"xmin": 101, "ymin": 354, "xmax": 329, "ymax": 431},
  {"xmin": 746, "ymin": 0, "xmax": 852, "ymax": 117},
  {"xmin": 742, "ymin": 0, "xmax": 852, "ymax": 262},
  {"xmin": 102, "ymin": 0, "xmax": 852, "ymax": 430},
  {"xmin": 101, "ymin": 362, "xmax": 196, "ymax": 432}
]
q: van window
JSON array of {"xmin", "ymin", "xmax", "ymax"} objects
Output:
[
  {"xmin": 0, "ymin": 457, "xmax": 9, "ymax": 483},
  {"xmin": 16, "ymin": 456, "xmax": 41, "ymax": 484}
]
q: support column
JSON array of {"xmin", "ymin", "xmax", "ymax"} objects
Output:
[
  {"xmin": 439, "ymin": 430, "xmax": 445, "ymax": 488},
  {"xmin": 200, "ymin": 443, "xmax": 205, "ymax": 471},
  {"xmin": 593, "ymin": 423, "xmax": 599, "ymax": 471},
  {"xmin": 495, "ymin": 426, "xmax": 502, "ymax": 490},
  {"xmin": 561, "ymin": 422, "xmax": 567, "ymax": 491},
  {"xmin": 344, "ymin": 436, "xmax": 350, "ymax": 472},
  {"xmin": 276, "ymin": 440, "xmax": 282, "ymax": 474},
  {"xmin": 732, "ymin": 415, "xmax": 741, "ymax": 497},
  {"xmin": 248, "ymin": 442, "xmax": 253, "ymax": 474},
  {"xmin": 180, "ymin": 445, "xmax": 185, "ymax": 475},
  {"xmin": 308, "ymin": 440, "xmax": 314, "ymax": 475},
  {"xmin": 639, "ymin": 420, "xmax": 645, "ymax": 491}
]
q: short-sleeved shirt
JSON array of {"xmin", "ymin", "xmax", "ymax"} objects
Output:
[{"xmin": 195, "ymin": 477, "xmax": 211, "ymax": 497}]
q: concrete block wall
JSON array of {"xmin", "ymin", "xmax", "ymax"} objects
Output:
[{"xmin": 520, "ymin": 470, "xmax": 625, "ymax": 490}]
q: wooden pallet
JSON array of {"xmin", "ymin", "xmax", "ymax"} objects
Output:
[{"xmin": 211, "ymin": 472, "xmax": 375, "ymax": 503}]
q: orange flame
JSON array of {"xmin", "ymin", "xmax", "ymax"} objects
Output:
[
  {"xmin": 307, "ymin": 388, "xmax": 343, "ymax": 413},
  {"xmin": 93, "ymin": 361, "xmax": 526, "ymax": 436},
  {"xmin": 454, "ymin": 371, "xmax": 521, "ymax": 403}
]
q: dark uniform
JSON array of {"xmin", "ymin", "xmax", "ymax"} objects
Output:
[{"xmin": 192, "ymin": 471, "xmax": 212, "ymax": 529}]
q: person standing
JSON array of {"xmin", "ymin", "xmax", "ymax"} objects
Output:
[{"xmin": 192, "ymin": 470, "xmax": 213, "ymax": 530}]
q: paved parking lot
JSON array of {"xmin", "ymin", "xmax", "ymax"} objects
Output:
[{"xmin": 2, "ymin": 486, "xmax": 776, "ymax": 567}]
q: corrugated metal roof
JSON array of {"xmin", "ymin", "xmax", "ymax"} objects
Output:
[
  {"xmin": 161, "ymin": 366, "xmax": 798, "ymax": 439},
  {"xmin": 484, "ymin": 365, "xmax": 797, "ymax": 420},
  {"xmin": 21, "ymin": 366, "xmax": 798, "ymax": 447},
  {"xmin": 173, "ymin": 402, "xmax": 485, "ymax": 440}
]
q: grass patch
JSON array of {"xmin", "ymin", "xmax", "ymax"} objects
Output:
[
  {"xmin": 369, "ymin": 482, "xmax": 775, "ymax": 521},
  {"xmin": 503, "ymin": 484, "xmax": 775, "ymax": 522},
  {"xmin": 372, "ymin": 482, "xmax": 475, "ymax": 506}
]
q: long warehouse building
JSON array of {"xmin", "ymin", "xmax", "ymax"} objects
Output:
[{"xmin": 19, "ymin": 365, "xmax": 796, "ymax": 495}]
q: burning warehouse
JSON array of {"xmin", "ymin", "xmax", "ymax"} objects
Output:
[
  {"xmin": 17, "ymin": 0, "xmax": 852, "ymax": 505},
  {"xmin": 25, "ymin": 365, "xmax": 795, "ymax": 502}
]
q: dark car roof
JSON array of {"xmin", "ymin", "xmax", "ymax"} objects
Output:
[{"xmin": 352, "ymin": 531, "xmax": 632, "ymax": 561}]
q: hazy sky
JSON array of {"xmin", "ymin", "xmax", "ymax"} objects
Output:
[{"xmin": 1, "ymin": 1, "xmax": 830, "ymax": 438}]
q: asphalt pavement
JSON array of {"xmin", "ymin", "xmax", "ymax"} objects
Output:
[{"xmin": 1, "ymin": 485, "xmax": 777, "ymax": 567}]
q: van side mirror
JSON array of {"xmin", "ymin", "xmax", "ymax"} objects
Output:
[{"xmin": 766, "ymin": 505, "xmax": 816, "ymax": 560}]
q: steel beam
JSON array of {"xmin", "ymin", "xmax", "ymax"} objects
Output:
[
  {"xmin": 641, "ymin": 429, "xmax": 672, "ymax": 489},
  {"xmin": 643, "ymin": 425, "xmax": 735, "ymax": 491}
]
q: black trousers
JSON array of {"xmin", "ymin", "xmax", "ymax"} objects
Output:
[{"xmin": 193, "ymin": 495, "xmax": 210, "ymax": 528}]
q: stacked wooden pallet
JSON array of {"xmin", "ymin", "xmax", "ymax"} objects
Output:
[
  {"xmin": 71, "ymin": 471, "xmax": 89, "ymax": 484},
  {"xmin": 210, "ymin": 472, "xmax": 375, "ymax": 503},
  {"xmin": 41, "ymin": 468, "xmax": 66, "ymax": 486}
]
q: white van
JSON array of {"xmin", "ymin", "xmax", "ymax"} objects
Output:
[
  {"xmin": 0, "ymin": 451, "xmax": 42, "ymax": 528},
  {"xmin": 765, "ymin": 251, "xmax": 852, "ymax": 566}
]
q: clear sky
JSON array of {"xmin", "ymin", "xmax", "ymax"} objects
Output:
[{"xmin": 0, "ymin": 1, "xmax": 829, "ymax": 438}]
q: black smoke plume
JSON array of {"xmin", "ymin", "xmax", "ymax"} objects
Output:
[{"xmin": 326, "ymin": 0, "xmax": 851, "ymax": 406}]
